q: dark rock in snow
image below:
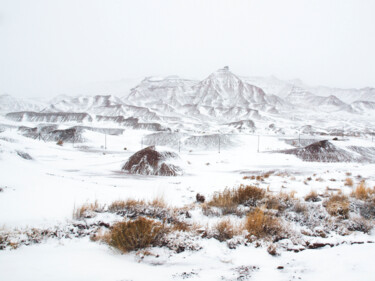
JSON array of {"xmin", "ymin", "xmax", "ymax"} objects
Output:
[
  {"xmin": 16, "ymin": 150, "xmax": 33, "ymax": 160},
  {"xmin": 122, "ymin": 146, "xmax": 182, "ymax": 176},
  {"xmin": 196, "ymin": 193, "xmax": 205, "ymax": 203}
]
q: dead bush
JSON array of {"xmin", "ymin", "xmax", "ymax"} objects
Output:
[
  {"xmin": 213, "ymin": 219, "xmax": 242, "ymax": 242},
  {"xmin": 73, "ymin": 201, "xmax": 102, "ymax": 220},
  {"xmin": 108, "ymin": 199, "xmax": 144, "ymax": 213},
  {"xmin": 304, "ymin": 191, "xmax": 320, "ymax": 202},
  {"xmin": 324, "ymin": 194, "xmax": 350, "ymax": 219},
  {"xmin": 107, "ymin": 217, "xmax": 166, "ymax": 253},
  {"xmin": 208, "ymin": 185, "xmax": 265, "ymax": 215},
  {"xmin": 245, "ymin": 208, "xmax": 283, "ymax": 239},
  {"xmin": 346, "ymin": 217, "xmax": 373, "ymax": 233},
  {"xmin": 293, "ymin": 201, "xmax": 307, "ymax": 213},
  {"xmin": 351, "ymin": 181, "xmax": 374, "ymax": 200},
  {"xmin": 344, "ymin": 178, "xmax": 353, "ymax": 187},
  {"xmin": 263, "ymin": 191, "xmax": 296, "ymax": 212}
]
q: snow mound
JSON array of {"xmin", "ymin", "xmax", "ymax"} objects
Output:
[
  {"xmin": 122, "ymin": 146, "xmax": 182, "ymax": 176},
  {"xmin": 279, "ymin": 140, "xmax": 362, "ymax": 162}
]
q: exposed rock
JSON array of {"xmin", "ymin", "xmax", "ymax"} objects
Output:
[
  {"xmin": 196, "ymin": 193, "xmax": 205, "ymax": 203},
  {"xmin": 122, "ymin": 146, "xmax": 182, "ymax": 176},
  {"xmin": 6, "ymin": 111, "xmax": 92, "ymax": 123},
  {"xmin": 16, "ymin": 150, "xmax": 33, "ymax": 160}
]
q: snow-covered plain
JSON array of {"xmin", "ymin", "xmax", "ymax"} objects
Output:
[
  {"xmin": 1, "ymin": 115, "xmax": 375, "ymax": 281},
  {"xmin": 1, "ymin": 68, "xmax": 375, "ymax": 280}
]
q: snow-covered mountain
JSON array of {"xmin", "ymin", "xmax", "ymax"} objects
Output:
[
  {"xmin": 126, "ymin": 76, "xmax": 197, "ymax": 108},
  {"xmin": 285, "ymin": 87, "xmax": 352, "ymax": 112},
  {"xmin": 0, "ymin": 94, "xmax": 47, "ymax": 114},
  {"xmin": 193, "ymin": 67, "xmax": 267, "ymax": 108},
  {"xmin": 1, "ymin": 67, "xmax": 375, "ymax": 134}
]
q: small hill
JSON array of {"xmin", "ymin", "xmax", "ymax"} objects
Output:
[
  {"xmin": 279, "ymin": 140, "xmax": 362, "ymax": 162},
  {"xmin": 122, "ymin": 146, "xmax": 182, "ymax": 176}
]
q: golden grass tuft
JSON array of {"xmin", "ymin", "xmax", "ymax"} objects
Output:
[
  {"xmin": 107, "ymin": 217, "xmax": 166, "ymax": 253},
  {"xmin": 325, "ymin": 194, "xmax": 350, "ymax": 219},
  {"xmin": 208, "ymin": 185, "xmax": 266, "ymax": 214},
  {"xmin": 245, "ymin": 208, "xmax": 283, "ymax": 239},
  {"xmin": 344, "ymin": 178, "xmax": 353, "ymax": 187},
  {"xmin": 351, "ymin": 181, "xmax": 375, "ymax": 200},
  {"xmin": 73, "ymin": 201, "xmax": 102, "ymax": 220},
  {"xmin": 304, "ymin": 190, "xmax": 319, "ymax": 202},
  {"xmin": 108, "ymin": 197, "xmax": 167, "ymax": 213},
  {"xmin": 108, "ymin": 199, "xmax": 145, "ymax": 212},
  {"xmin": 213, "ymin": 218, "xmax": 243, "ymax": 241}
]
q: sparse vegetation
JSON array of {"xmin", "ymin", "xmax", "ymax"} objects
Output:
[
  {"xmin": 344, "ymin": 178, "xmax": 353, "ymax": 187},
  {"xmin": 351, "ymin": 181, "xmax": 374, "ymax": 200},
  {"xmin": 107, "ymin": 217, "xmax": 166, "ymax": 253},
  {"xmin": 213, "ymin": 218, "xmax": 242, "ymax": 242},
  {"xmin": 208, "ymin": 185, "xmax": 265, "ymax": 214},
  {"xmin": 245, "ymin": 208, "xmax": 283, "ymax": 239},
  {"xmin": 73, "ymin": 201, "xmax": 102, "ymax": 220},
  {"xmin": 324, "ymin": 194, "xmax": 350, "ymax": 219},
  {"xmin": 304, "ymin": 190, "xmax": 320, "ymax": 202}
]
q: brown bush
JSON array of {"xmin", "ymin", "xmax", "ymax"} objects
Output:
[
  {"xmin": 213, "ymin": 219, "xmax": 242, "ymax": 242},
  {"xmin": 108, "ymin": 217, "xmax": 166, "ymax": 253},
  {"xmin": 344, "ymin": 178, "xmax": 353, "ymax": 187},
  {"xmin": 304, "ymin": 191, "xmax": 320, "ymax": 202},
  {"xmin": 245, "ymin": 208, "xmax": 283, "ymax": 239},
  {"xmin": 325, "ymin": 194, "xmax": 350, "ymax": 219},
  {"xmin": 208, "ymin": 185, "xmax": 265, "ymax": 214},
  {"xmin": 73, "ymin": 201, "xmax": 102, "ymax": 220},
  {"xmin": 351, "ymin": 181, "xmax": 374, "ymax": 200},
  {"xmin": 108, "ymin": 199, "xmax": 144, "ymax": 213}
]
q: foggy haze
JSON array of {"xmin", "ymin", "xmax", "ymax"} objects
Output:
[{"xmin": 1, "ymin": 0, "xmax": 375, "ymax": 98}]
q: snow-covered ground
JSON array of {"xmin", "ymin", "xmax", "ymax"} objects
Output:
[{"xmin": 1, "ymin": 119, "xmax": 375, "ymax": 281}]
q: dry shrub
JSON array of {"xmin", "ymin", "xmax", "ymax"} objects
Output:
[
  {"xmin": 108, "ymin": 199, "xmax": 145, "ymax": 212},
  {"xmin": 107, "ymin": 217, "xmax": 166, "ymax": 253},
  {"xmin": 351, "ymin": 181, "xmax": 374, "ymax": 200},
  {"xmin": 73, "ymin": 201, "xmax": 102, "ymax": 220},
  {"xmin": 245, "ymin": 208, "xmax": 283, "ymax": 239},
  {"xmin": 171, "ymin": 220, "xmax": 191, "ymax": 232},
  {"xmin": 325, "ymin": 194, "xmax": 350, "ymax": 219},
  {"xmin": 149, "ymin": 196, "xmax": 167, "ymax": 208},
  {"xmin": 347, "ymin": 217, "xmax": 374, "ymax": 233},
  {"xmin": 293, "ymin": 201, "xmax": 307, "ymax": 213},
  {"xmin": 304, "ymin": 190, "xmax": 320, "ymax": 202},
  {"xmin": 208, "ymin": 185, "xmax": 265, "ymax": 214},
  {"xmin": 267, "ymin": 243, "xmax": 279, "ymax": 256},
  {"xmin": 213, "ymin": 218, "xmax": 242, "ymax": 242},
  {"xmin": 344, "ymin": 178, "xmax": 354, "ymax": 187},
  {"xmin": 108, "ymin": 197, "xmax": 167, "ymax": 213},
  {"xmin": 201, "ymin": 203, "xmax": 221, "ymax": 216}
]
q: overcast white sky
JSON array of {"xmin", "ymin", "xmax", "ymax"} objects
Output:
[{"xmin": 1, "ymin": 0, "xmax": 375, "ymax": 97}]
